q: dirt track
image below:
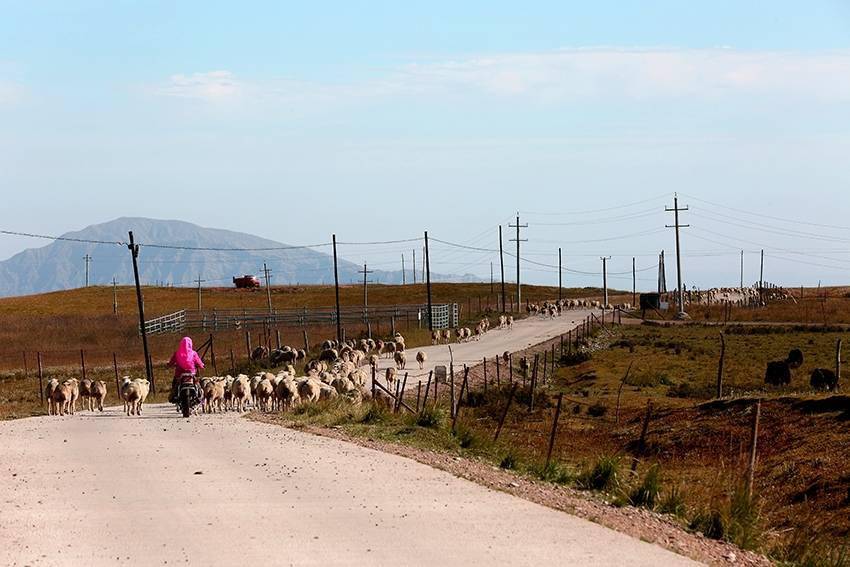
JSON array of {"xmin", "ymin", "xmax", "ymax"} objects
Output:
[
  {"xmin": 0, "ymin": 404, "xmax": 698, "ymax": 566},
  {"xmin": 372, "ymin": 309, "xmax": 596, "ymax": 388}
]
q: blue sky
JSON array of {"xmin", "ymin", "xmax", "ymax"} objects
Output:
[{"xmin": 2, "ymin": 1, "xmax": 850, "ymax": 289}]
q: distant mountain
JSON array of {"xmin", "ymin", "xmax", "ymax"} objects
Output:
[{"xmin": 0, "ymin": 218, "xmax": 478, "ymax": 297}]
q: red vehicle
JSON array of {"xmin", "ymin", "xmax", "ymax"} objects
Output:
[{"xmin": 233, "ymin": 275, "xmax": 261, "ymax": 289}]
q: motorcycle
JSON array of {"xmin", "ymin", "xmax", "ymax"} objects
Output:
[{"xmin": 176, "ymin": 374, "xmax": 201, "ymax": 418}]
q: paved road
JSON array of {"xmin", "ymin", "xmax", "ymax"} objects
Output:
[
  {"xmin": 373, "ymin": 309, "xmax": 596, "ymax": 388},
  {"xmin": 0, "ymin": 406, "xmax": 699, "ymax": 566}
]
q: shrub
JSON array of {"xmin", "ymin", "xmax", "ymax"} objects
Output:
[
  {"xmin": 360, "ymin": 402, "xmax": 390, "ymax": 424},
  {"xmin": 499, "ymin": 451, "xmax": 518, "ymax": 470},
  {"xmin": 629, "ymin": 464, "xmax": 661, "ymax": 509},
  {"xmin": 577, "ymin": 456, "xmax": 621, "ymax": 491},
  {"xmin": 727, "ymin": 484, "xmax": 762, "ymax": 550},
  {"xmin": 533, "ymin": 461, "xmax": 572, "ymax": 485},
  {"xmin": 659, "ymin": 485, "xmax": 687, "ymax": 518},
  {"xmin": 415, "ymin": 405, "xmax": 446, "ymax": 429},
  {"xmin": 453, "ymin": 421, "xmax": 482, "ymax": 449},
  {"xmin": 689, "ymin": 508, "xmax": 726, "ymax": 540},
  {"xmin": 587, "ymin": 402, "xmax": 608, "ymax": 417},
  {"xmin": 560, "ymin": 351, "xmax": 592, "ymax": 366}
]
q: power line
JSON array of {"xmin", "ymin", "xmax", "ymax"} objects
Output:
[
  {"xmin": 0, "ymin": 229, "xmax": 125, "ymax": 246},
  {"xmin": 680, "ymin": 193, "xmax": 850, "ymax": 231},
  {"xmin": 522, "ymin": 193, "xmax": 669, "ymax": 216}
]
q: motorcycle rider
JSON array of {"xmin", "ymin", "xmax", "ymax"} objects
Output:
[{"xmin": 167, "ymin": 336, "xmax": 205, "ymax": 408}]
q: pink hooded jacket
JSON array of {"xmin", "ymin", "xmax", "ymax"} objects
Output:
[{"xmin": 169, "ymin": 337, "xmax": 204, "ymax": 379}]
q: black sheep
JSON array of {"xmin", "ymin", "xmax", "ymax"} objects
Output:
[
  {"xmin": 810, "ymin": 368, "xmax": 839, "ymax": 391},
  {"xmin": 765, "ymin": 360, "xmax": 791, "ymax": 386}
]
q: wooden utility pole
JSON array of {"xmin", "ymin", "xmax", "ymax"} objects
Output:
[
  {"xmin": 263, "ymin": 263, "xmax": 273, "ymax": 313},
  {"xmin": 665, "ymin": 194, "xmax": 689, "ymax": 316},
  {"xmin": 83, "ymin": 254, "xmax": 92, "ymax": 287},
  {"xmin": 412, "ymin": 249, "xmax": 416, "ymax": 284},
  {"xmin": 127, "ymin": 231, "xmax": 153, "ymax": 386},
  {"xmin": 424, "ymin": 231, "xmax": 433, "ymax": 333},
  {"xmin": 359, "ymin": 263, "xmax": 373, "ymax": 308},
  {"xmin": 632, "ymin": 257, "xmax": 636, "ymax": 307},
  {"xmin": 499, "ymin": 225, "xmax": 506, "ymax": 312},
  {"xmin": 558, "ymin": 247, "xmax": 563, "ymax": 302},
  {"xmin": 716, "ymin": 332, "xmax": 726, "ymax": 398},
  {"xmin": 401, "ymin": 254, "xmax": 406, "ymax": 285},
  {"xmin": 509, "ymin": 214, "xmax": 527, "ymax": 309},
  {"xmin": 490, "ymin": 262, "xmax": 494, "ymax": 294},
  {"xmin": 740, "ymin": 250, "xmax": 744, "ymax": 289},
  {"xmin": 332, "ymin": 235, "xmax": 341, "ymax": 342},
  {"xmin": 759, "ymin": 249, "xmax": 764, "ymax": 291},
  {"xmin": 112, "ymin": 276, "xmax": 119, "ymax": 315},
  {"xmin": 601, "ymin": 256, "xmax": 611, "ymax": 307},
  {"xmin": 195, "ymin": 274, "xmax": 205, "ymax": 311}
]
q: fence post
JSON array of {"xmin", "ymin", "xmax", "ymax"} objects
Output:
[
  {"xmin": 451, "ymin": 367, "xmax": 470, "ymax": 434},
  {"xmin": 371, "ymin": 366, "xmax": 377, "ymax": 399},
  {"xmin": 80, "ymin": 349, "xmax": 87, "ymax": 380},
  {"xmin": 422, "ymin": 371, "xmax": 433, "ymax": 408},
  {"xmin": 450, "ymin": 364, "xmax": 456, "ymax": 418},
  {"xmin": 614, "ymin": 362, "xmax": 634, "ymax": 427},
  {"xmin": 529, "ymin": 354, "xmax": 539, "ymax": 412},
  {"xmin": 276, "ymin": 329, "xmax": 282, "ymax": 350},
  {"xmin": 395, "ymin": 373, "xmax": 408, "ymax": 413},
  {"xmin": 493, "ymin": 383, "xmax": 518, "ymax": 442},
  {"xmin": 209, "ymin": 334, "xmax": 218, "ymax": 374},
  {"xmin": 483, "ymin": 357, "xmax": 488, "ymax": 394},
  {"xmin": 837, "ymin": 339, "xmax": 843, "ymax": 384},
  {"xmin": 113, "ymin": 352, "xmax": 120, "ymax": 398},
  {"xmin": 147, "ymin": 353, "xmax": 156, "ymax": 394},
  {"xmin": 37, "ymin": 352, "xmax": 44, "ymax": 405},
  {"xmin": 22, "ymin": 351, "xmax": 28, "ymax": 379},
  {"xmin": 246, "ymin": 331, "xmax": 252, "ymax": 358},
  {"xmin": 545, "ymin": 393, "xmax": 564, "ymax": 467},
  {"xmin": 509, "ymin": 353, "xmax": 513, "ymax": 384},
  {"xmin": 630, "ymin": 401, "xmax": 653, "ymax": 472},
  {"xmin": 303, "ymin": 329, "xmax": 310, "ymax": 352},
  {"xmin": 495, "ymin": 355, "xmax": 500, "ymax": 385},
  {"xmin": 230, "ymin": 348, "xmax": 235, "ymax": 373},
  {"xmin": 746, "ymin": 400, "xmax": 761, "ymax": 498},
  {"xmin": 716, "ymin": 332, "xmax": 726, "ymax": 399},
  {"xmin": 416, "ymin": 381, "xmax": 422, "ymax": 412}
]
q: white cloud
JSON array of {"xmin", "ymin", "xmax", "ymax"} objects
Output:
[
  {"xmin": 151, "ymin": 49, "xmax": 850, "ymax": 106},
  {"xmin": 155, "ymin": 70, "xmax": 243, "ymax": 101}
]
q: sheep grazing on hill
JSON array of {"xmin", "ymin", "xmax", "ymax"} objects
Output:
[
  {"xmin": 349, "ymin": 369, "xmax": 368, "ymax": 388},
  {"xmin": 270, "ymin": 349, "xmax": 297, "ymax": 366},
  {"xmin": 375, "ymin": 339, "xmax": 385, "ymax": 357},
  {"xmin": 276, "ymin": 378, "xmax": 300, "ymax": 411},
  {"xmin": 385, "ymin": 367, "xmax": 397, "ymax": 391},
  {"xmin": 90, "ymin": 380, "xmax": 107, "ymax": 412},
  {"xmin": 319, "ymin": 348, "xmax": 339, "ymax": 363},
  {"xmin": 394, "ymin": 350, "xmax": 407, "ymax": 370},
  {"xmin": 810, "ymin": 368, "xmax": 839, "ymax": 391},
  {"xmin": 507, "ymin": 316, "xmax": 514, "ymax": 330},
  {"xmin": 431, "ymin": 330, "xmax": 440, "ymax": 345},
  {"xmin": 251, "ymin": 346, "xmax": 269, "ymax": 361},
  {"xmin": 45, "ymin": 379, "xmax": 59, "ymax": 415},
  {"xmin": 765, "ymin": 360, "xmax": 792, "ymax": 387},
  {"xmin": 502, "ymin": 351, "xmax": 510, "ymax": 365},
  {"xmin": 442, "ymin": 329, "xmax": 451, "ymax": 344},
  {"xmin": 368, "ymin": 354, "xmax": 379, "ymax": 371},
  {"xmin": 78, "ymin": 378, "xmax": 93, "ymax": 411},
  {"xmin": 318, "ymin": 384, "xmax": 338, "ymax": 401},
  {"xmin": 416, "ymin": 351, "xmax": 427, "ymax": 370}
]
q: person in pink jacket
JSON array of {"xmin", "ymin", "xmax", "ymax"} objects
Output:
[{"xmin": 167, "ymin": 337, "xmax": 205, "ymax": 404}]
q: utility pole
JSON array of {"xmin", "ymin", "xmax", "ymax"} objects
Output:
[
  {"xmin": 127, "ymin": 232, "xmax": 153, "ymax": 386},
  {"xmin": 759, "ymin": 249, "xmax": 764, "ymax": 291},
  {"xmin": 489, "ymin": 262, "xmax": 494, "ymax": 294},
  {"xmin": 558, "ymin": 247, "xmax": 563, "ymax": 302},
  {"xmin": 740, "ymin": 250, "xmax": 744, "ymax": 289},
  {"xmin": 424, "ymin": 231, "xmax": 433, "ymax": 332},
  {"xmin": 412, "ymin": 249, "xmax": 417, "ymax": 284},
  {"xmin": 601, "ymin": 256, "xmax": 611, "ymax": 307},
  {"xmin": 665, "ymin": 194, "xmax": 690, "ymax": 318},
  {"xmin": 509, "ymin": 214, "xmax": 528, "ymax": 309},
  {"xmin": 401, "ymin": 254, "xmax": 406, "ymax": 285},
  {"xmin": 499, "ymin": 225, "xmax": 506, "ymax": 313},
  {"xmin": 263, "ymin": 263, "xmax": 273, "ymax": 313},
  {"xmin": 112, "ymin": 276, "xmax": 119, "ymax": 315},
  {"xmin": 332, "ymin": 235, "xmax": 341, "ymax": 342},
  {"xmin": 83, "ymin": 254, "xmax": 92, "ymax": 287},
  {"xmin": 632, "ymin": 257, "xmax": 636, "ymax": 307},
  {"xmin": 195, "ymin": 274, "xmax": 206, "ymax": 311},
  {"xmin": 359, "ymin": 263, "xmax": 374, "ymax": 308}
]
